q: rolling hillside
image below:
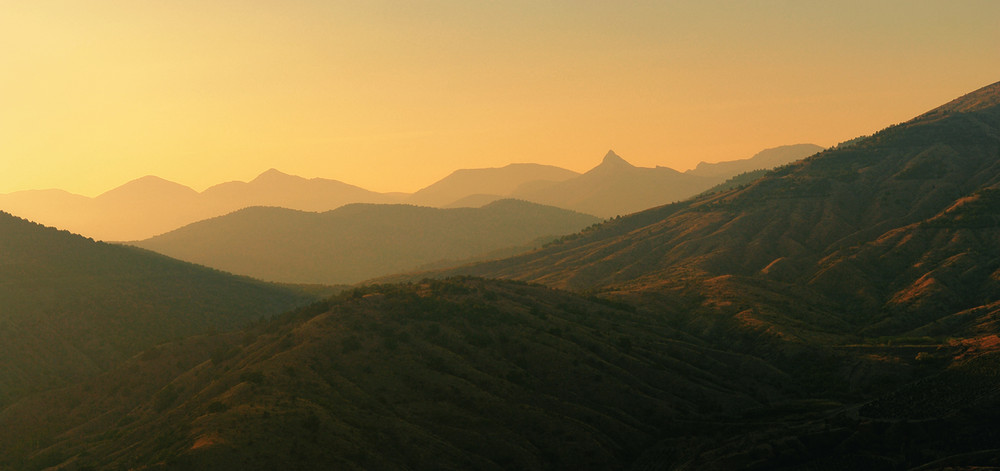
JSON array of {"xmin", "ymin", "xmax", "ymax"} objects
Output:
[
  {"xmin": 131, "ymin": 199, "xmax": 600, "ymax": 285},
  {"xmin": 0, "ymin": 278, "xmax": 805, "ymax": 470},
  {"xmin": 0, "ymin": 212, "xmax": 314, "ymax": 406},
  {"xmin": 415, "ymin": 81, "xmax": 1000, "ymax": 338}
]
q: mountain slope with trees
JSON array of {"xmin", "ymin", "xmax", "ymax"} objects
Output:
[{"xmin": 0, "ymin": 212, "xmax": 314, "ymax": 406}]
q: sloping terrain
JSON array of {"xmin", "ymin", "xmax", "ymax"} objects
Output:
[
  {"xmin": 419, "ymin": 81, "xmax": 1000, "ymax": 339},
  {"xmin": 685, "ymin": 143, "xmax": 824, "ymax": 178},
  {"xmin": 3, "ymin": 82, "xmax": 1000, "ymax": 470},
  {"xmin": 0, "ymin": 278, "xmax": 806, "ymax": 471},
  {"xmin": 132, "ymin": 199, "xmax": 599, "ymax": 285},
  {"xmin": 0, "ymin": 212, "xmax": 313, "ymax": 406}
]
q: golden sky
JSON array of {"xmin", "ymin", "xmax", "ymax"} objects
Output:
[{"xmin": 2, "ymin": 1, "xmax": 999, "ymax": 196}]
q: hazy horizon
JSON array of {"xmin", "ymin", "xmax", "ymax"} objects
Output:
[{"xmin": 3, "ymin": 1, "xmax": 999, "ymax": 196}]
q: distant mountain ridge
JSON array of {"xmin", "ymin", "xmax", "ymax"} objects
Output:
[
  {"xmin": 407, "ymin": 163, "xmax": 580, "ymax": 207},
  {"xmin": 509, "ymin": 150, "xmax": 716, "ymax": 217},
  {"xmin": 0, "ymin": 169, "xmax": 405, "ymax": 241},
  {"xmin": 685, "ymin": 143, "xmax": 824, "ymax": 178},
  {"xmin": 0, "ymin": 145, "xmax": 820, "ymax": 241},
  {"xmin": 131, "ymin": 199, "xmax": 600, "ymax": 285}
]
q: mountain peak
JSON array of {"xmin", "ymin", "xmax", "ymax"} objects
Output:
[
  {"xmin": 251, "ymin": 168, "xmax": 301, "ymax": 184},
  {"xmin": 599, "ymin": 150, "xmax": 634, "ymax": 168}
]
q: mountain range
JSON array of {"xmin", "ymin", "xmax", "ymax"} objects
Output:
[
  {"xmin": 3, "ymin": 81, "xmax": 999, "ymax": 469},
  {"xmin": 0, "ymin": 145, "xmax": 819, "ymax": 242},
  {"xmin": 130, "ymin": 199, "xmax": 599, "ymax": 285}
]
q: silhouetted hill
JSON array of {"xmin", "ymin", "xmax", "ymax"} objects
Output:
[
  {"xmin": 201, "ymin": 168, "xmax": 402, "ymax": 213},
  {"xmin": 0, "ymin": 169, "xmax": 404, "ymax": 241},
  {"xmin": 408, "ymin": 163, "xmax": 580, "ymax": 207},
  {"xmin": 0, "ymin": 278, "xmax": 800, "ymax": 470},
  {"xmin": 686, "ymin": 143, "xmax": 823, "ymax": 178},
  {"xmin": 0, "ymin": 211, "xmax": 313, "ymax": 406},
  {"xmin": 132, "ymin": 199, "xmax": 600, "ymax": 285},
  {"xmin": 510, "ymin": 150, "xmax": 724, "ymax": 217}
]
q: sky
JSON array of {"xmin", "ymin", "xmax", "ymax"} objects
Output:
[{"xmin": 2, "ymin": 1, "xmax": 999, "ymax": 196}]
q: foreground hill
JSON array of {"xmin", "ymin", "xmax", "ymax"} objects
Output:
[
  {"xmin": 0, "ymin": 212, "xmax": 314, "ymax": 406},
  {"xmin": 132, "ymin": 199, "xmax": 599, "ymax": 285},
  {"xmin": 0, "ymin": 278, "xmax": 808, "ymax": 470},
  {"xmin": 0, "ymin": 169, "xmax": 403, "ymax": 241}
]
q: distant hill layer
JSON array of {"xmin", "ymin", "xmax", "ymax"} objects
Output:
[
  {"xmin": 686, "ymin": 143, "xmax": 824, "ymax": 178},
  {"xmin": 407, "ymin": 163, "xmax": 580, "ymax": 207},
  {"xmin": 0, "ymin": 145, "xmax": 819, "ymax": 241},
  {"xmin": 0, "ymin": 169, "xmax": 404, "ymax": 241},
  {"xmin": 131, "ymin": 199, "xmax": 600, "ymax": 285},
  {"xmin": 0, "ymin": 212, "xmax": 313, "ymax": 406}
]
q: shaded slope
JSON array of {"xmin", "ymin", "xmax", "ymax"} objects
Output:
[
  {"xmin": 132, "ymin": 199, "xmax": 600, "ymax": 285},
  {"xmin": 0, "ymin": 278, "xmax": 798, "ymax": 471},
  {"xmin": 0, "ymin": 212, "xmax": 313, "ymax": 406}
]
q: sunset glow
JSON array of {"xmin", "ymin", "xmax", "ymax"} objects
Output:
[{"xmin": 3, "ymin": 1, "xmax": 999, "ymax": 196}]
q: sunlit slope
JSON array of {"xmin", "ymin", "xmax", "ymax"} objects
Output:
[
  {"xmin": 0, "ymin": 212, "xmax": 313, "ymax": 405},
  {"xmin": 413, "ymin": 81, "xmax": 1000, "ymax": 337},
  {"xmin": 0, "ymin": 278, "xmax": 798, "ymax": 470},
  {"xmin": 132, "ymin": 199, "xmax": 600, "ymax": 285}
]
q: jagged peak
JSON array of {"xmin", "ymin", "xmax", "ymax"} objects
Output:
[{"xmin": 599, "ymin": 150, "xmax": 634, "ymax": 168}]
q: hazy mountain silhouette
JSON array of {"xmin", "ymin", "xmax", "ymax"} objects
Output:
[
  {"xmin": 131, "ymin": 199, "xmax": 599, "ymax": 284},
  {"xmin": 0, "ymin": 211, "xmax": 312, "ymax": 406},
  {"xmin": 0, "ymin": 169, "xmax": 404, "ymax": 241},
  {"xmin": 509, "ymin": 150, "xmax": 723, "ymax": 217},
  {"xmin": 5, "ymin": 82, "xmax": 1000, "ymax": 470},
  {"xmin": 408, "ymin": 163, "xmax": 580, "ymax": 207},
  {"xmin": 201, "ymin": 168, "xmax": 404, "ymax": 213},
  {"xmin": 686, "ymin": 143, "xmax": 823, "ymax": 177}
]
